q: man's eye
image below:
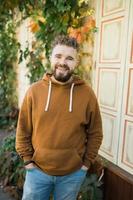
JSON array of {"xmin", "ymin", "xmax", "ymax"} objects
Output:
[
  {"xmin": 55, "ymin": 55, "xmax": 61, "ymax": 58},
  {"xmin": 67, "ymin": 57, "xmax": 74, "ymax": 60}
]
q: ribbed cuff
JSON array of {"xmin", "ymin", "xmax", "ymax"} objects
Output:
[
  {"xmin": 81, "ymin": 165, "xmax": 88, "ymax": 171},
  {"xmin": 83, "ymin": 160, "xmax": 91, "ymax": 169},
  {"xmin": 24, "ymin": 160, "xmax": 34, "ymax": 166},
  {"xmin": 23, "ymin": 155, "xmax": 33, "ymax": 162}
]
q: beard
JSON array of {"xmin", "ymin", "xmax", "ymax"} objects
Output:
[{"xmin": 52, "ymin": 64, "xmax": 74, "ymax": 82}]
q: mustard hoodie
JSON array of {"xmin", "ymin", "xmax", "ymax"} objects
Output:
[{"xmin": 16, "ymin": 73, "xmax": 103, "ymax": 175}]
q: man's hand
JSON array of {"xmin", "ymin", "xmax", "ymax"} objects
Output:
[
  {"xmin": 81, "ymin": 165, "xmax": 88, "ymax": 171},
  {"xmin": 25, "ymin": 162, "xmax": 36, "ymax": 170}
]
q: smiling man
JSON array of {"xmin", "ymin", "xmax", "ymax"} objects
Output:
[
  {"xmin": 51, "ymin": 43, "xmax": 78, "ymax": 82},
  {"xmin": 16, "ymin": 35, "xmax": 103, "ymax": 200}
]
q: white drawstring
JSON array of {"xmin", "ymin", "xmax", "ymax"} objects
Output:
[
  {"xmin": 45, "ymin": 81, "xmax": 75, "ymax": 112},
  {"xmin": 69, "ymin": 83, "xmax": 75, "ymax": 112},
  {"xmin": 45, "ymin": 81, "xmax": 52, "ymax": 111}
]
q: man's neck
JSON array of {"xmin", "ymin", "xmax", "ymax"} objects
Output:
[{"xmin": 51, "ymin": 75, "xmax": 73, "ymax": 85}]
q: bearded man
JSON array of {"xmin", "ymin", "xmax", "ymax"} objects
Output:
[{"xmin": 16, "ymin": 35, "xmax": 103, "ymax": 200}]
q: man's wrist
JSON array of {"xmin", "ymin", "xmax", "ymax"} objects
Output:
[
  {"xmin": 24, "ymin": 160, "xmax": 34, "ymax": 166},
  {"xmin": 81, "ymin": 165, "xmax": 88, "ymax": 171}
]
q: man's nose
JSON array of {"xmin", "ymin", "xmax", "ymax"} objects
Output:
[{"xmin": 60, "ymin": 58, "xmax": 66, "ymax": 65}]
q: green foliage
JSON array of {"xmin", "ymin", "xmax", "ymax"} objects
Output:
[
  {"xmin": 26, "ymin": 51, "xmax": 46, "ymax": 83},
  {"xmin": 79, "ymin": 173, "xmax": 103, "ymax": 200},
  {"xmin": 37, "ymin": 0, "xmax": 73, "ymax": 57},
  {"xmin": 0, "ymin": 133, "xmax": 25, "ymax": 189},
  {"xmin": 0, "ymin": 1, "xmax": 95, "ymax": 120},
  {"xmin": 18, "ymin": 0, "xmax": 94, "ymax": 83},
  {"xmin": 37, "ymin": 0, "xmax": 83, "ymax": 58},
  {"xmin": 0, "ymin": 2, "xmax": 47, "ymax": 124},
  {"xmin": 19, "ymin": 43, "xmax": 47, "ymax": 84},
  {"xmin": 0, "ymin": 0, "xmax": 44, "ymax": 18},
  {"xmin": 0, "ymin": 8, "xmax": 19, "ymax": 129}
]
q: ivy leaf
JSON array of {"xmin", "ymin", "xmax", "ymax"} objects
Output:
[
  {"xmin": 24, "ymin": 47, "xmax": 29, "ymax": 59},
  {"xmin": 18, "ymin": 49, "xmax": 23, "ymax": 64}
]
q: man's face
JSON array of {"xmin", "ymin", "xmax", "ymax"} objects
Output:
[{"xmin": 50, "ymin": 45, "xmax": 78, "ymax": 82}]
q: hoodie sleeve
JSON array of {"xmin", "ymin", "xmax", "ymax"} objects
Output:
[
  {"xmin": 83, "ymin": 90, "xmax": 103, "ymax": 169},
  {"xmin": 16, "ymin": 89, "xmax": 34, "ymax": 162}
]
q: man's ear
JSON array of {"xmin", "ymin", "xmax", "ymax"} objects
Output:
[
  {"xmin": 49, "ymin": 54, "xmax": 52, "ymax": 62},
  {"xmin": 76, "ymin": 55, "xmax": 80, "ymax": 66}
]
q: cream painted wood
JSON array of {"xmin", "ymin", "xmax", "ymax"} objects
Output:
[
  {"xmin": 100, "ymin": 17, "xmax": 124, "ymax": 63},
  {"xmin": 94, "ymin": 0, "xmax": 132, "ymax": 174},
  {"xmin": 99, "ymin": 113, "xmax": 119, "ymax": 163},
  {"xmin": 122, "ymin": 122, "xmax": 133, "ymax": 167},
  {"xmin": 97, "ymin": 68, "xmax": 120, "ymax": 111},
  {"xmin": 118, "ymin": 0, "xmax": 133, "ymax": 174},
  {"xmin": 102, "ymin": 0, "xmax": 126, "ymax": 17},
  {"xmin": 127, "ymin": 69, "xmax": 133, "ymax": 115},
  {"xmin": 118, "ymin": 119, "xmax": 133, "ymax": 174}
]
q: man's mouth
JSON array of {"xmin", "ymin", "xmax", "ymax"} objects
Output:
[
  {"xmin": 56, "ymin": 67, "xmax": 68, "ymax": 72},
  {"xmin": 53, "ymin": 64, "xmax": 73, "ymax": 82},
  {"xmin": 55, "ymin": 65, "xmax": 69, "ymax": 71}
]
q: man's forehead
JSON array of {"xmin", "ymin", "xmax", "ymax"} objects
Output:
[{"xmin": 52, "ymin": 44, "xmax": 77, "ymax": 56}]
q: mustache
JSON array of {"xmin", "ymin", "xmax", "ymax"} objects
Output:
[{"xmin": 55, "ymin": 64, "xmax": 69, "ymax": 70}]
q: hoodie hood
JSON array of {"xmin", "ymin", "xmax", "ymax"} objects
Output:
[
  {"xmin": 43, "ymin": 73, "xmax": 85, "ymax": 112},
  {"xmin": 42, "ymin": 73, "xmax": 85, "ymax": 86}
]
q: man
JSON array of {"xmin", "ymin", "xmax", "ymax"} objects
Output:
[{"xmin": 16, "ymin": 35, "xmax": 103, "ymax": 200}]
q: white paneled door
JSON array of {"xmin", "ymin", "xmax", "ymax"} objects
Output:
[{"xmin": 95, "ymin": 0, "xmax": 133, "ymax": 174}]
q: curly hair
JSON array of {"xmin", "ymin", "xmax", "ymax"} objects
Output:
[{"xmin": 51, "ymin": 35, "xmax": 79, "ymax": 51}]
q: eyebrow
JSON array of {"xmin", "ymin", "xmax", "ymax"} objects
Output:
[
  {"xmin": 55, "ymin": 54, "xmax": 62, "ymax": 57},
  {"xmin": 55, "ymin": 54, "xmax": 74, "ymax": 59}
]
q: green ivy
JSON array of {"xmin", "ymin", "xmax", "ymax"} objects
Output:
[
  {"xmin": 0, "ymin": 2, "xmax": 46, "ymax": 120},
  {"xmin": 36, "ymin": 0, "xmax": 78, "ymax": 57},
  {"xmin": 19, "ymin": 0, "xmax": 93, "ymax": 83},
  {"xmin": 0, "ymin": 133, "xmax": 25, "ymax": 195},
  {"xmin": 36, "ymin": 0, "xmax": 87, "ymax": 58},
  {"xmin": 79, "ymin": 173, "xmax": 103, "ymax": 200},
  {"xmin": 0, "ymin": 9, "xmax": 19, "ymax": 129},
  {"xmin": 19, "ymin": 43, "xmax": 47, "ymax": 83}
]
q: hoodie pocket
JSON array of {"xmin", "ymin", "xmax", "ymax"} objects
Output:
[{"xmin": 32, "ymin": 148, "xmax": 82, "ymax": 171}]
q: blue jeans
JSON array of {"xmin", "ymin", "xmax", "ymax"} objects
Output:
[{"xmin": 22, "ymin": 167, "xmax": 87, "ymax": 200}]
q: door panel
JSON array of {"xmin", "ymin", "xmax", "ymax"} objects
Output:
[
  {"xmin": 102, "ymin": 0, "xmax": 126, "ymax": 17},
  {"xmin": 100, "ymin": 17, "xmax": 124, "ymax": 63},
  {"xmin": 95, "ymin": 0, "xmax": 133, "ymax": 174}
]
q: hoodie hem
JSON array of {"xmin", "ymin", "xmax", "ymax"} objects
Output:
[{"xmin": 36, "ymin": 164, "xmax": 83, "ymax": 176}]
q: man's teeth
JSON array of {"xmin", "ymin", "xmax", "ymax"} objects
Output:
[{"xmin": 58, "ymin": 67, "xmax": 67, "ymax": 71}]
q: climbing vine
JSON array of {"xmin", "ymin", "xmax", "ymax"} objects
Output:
[
  {"xmin": 0, "ymin": 0, "xmax": 44, "ymax": 128},
  {"xmin": 0, "ymin": 0, "xmax": 97, "ymax": 127},
  {"xmin": 20, "ymin": 0, "xmax": 97, "ymax": 83},
  {"xmin": 0, "ymin": 9, "xmax": 19, "ymax": 129}
]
